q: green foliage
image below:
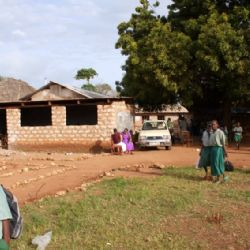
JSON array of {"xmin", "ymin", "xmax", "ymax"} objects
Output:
[
  {"xmin": 116, "ymin": 0, "xmax": 250, "ymax": 123},
  {"xmin": 116, "ymin": 2, "xmax": 183, "ymax": 105},
  {"xmin": 75, "ymin": 68, "xmax": 98, "ymax": 84},
  {"xmin": 81, "ymin": 83, "xmax": 97, "ymax": 92}
]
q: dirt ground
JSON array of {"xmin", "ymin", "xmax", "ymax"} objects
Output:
[{"xmin": 0, "ymin": 146, "xmax": 249, "ymax": 205}]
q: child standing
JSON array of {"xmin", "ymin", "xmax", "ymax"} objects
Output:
[{"xmin": 233, "ymin": 122, "xmax": 243, "ymax": 150}]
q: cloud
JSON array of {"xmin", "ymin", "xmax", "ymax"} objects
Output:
[
  {"xmin": 0, "ymin": 0, "xmax": 172, "ymax": 88},
  {"xmin": 12, "ymin": 29, "xmax": 26, "ymax": 37}
]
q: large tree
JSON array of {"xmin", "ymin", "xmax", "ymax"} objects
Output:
[
  {"xmin": 95, "ymin": 83, "xmax": 116, "ymax": 96},
  {"xmin": 116, "ymin": 0, "xmax": 191, "ymax": 105},
  {"xmin": 168, "ymin": 0, "xmax": 250, "ymax": 124},
  {"xmin": 116, "ymin": 0, "xmax": 250, "ymax": 125}
]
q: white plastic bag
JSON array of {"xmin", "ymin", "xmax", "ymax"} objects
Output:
[{"xmin": 32, "ymin": 231, "xmax": 52, "ymax": 250}]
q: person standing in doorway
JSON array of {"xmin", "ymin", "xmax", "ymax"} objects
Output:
[
  {"xmin": 233, "ymin": 122, "xmax": 243, "ymax": 150},
  {"xmin": 178, "ymin": 115, "xmax": 188, "ymax": 131},
  {"xmin": 0, "ymin": 185, "xmax": 12, "ymax": 250},
  {"xmin": 167, "ymin": 118, "xmax": 175, "ymax": 144},
  {"xmin": 209, "ymin": 120, "xmax": 229, "ymax": 183}
]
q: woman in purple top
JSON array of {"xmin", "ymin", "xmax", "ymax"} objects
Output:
[{"xmin": 122, "ymin": 128, "xmax": 134, "ymax": 154}]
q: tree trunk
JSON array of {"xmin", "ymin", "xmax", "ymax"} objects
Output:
[{"xmin": 223, "ymin": 99, "xmax": 232, "ymax": 129}]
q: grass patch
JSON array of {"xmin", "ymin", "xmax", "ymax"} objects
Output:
[
  {"xmin": 220, "ymin": 189, "xmax": 250, "ymax": 203},
  {"xmin": 12, "ymin": 167, "xmax": 250, "ymax": 250}
]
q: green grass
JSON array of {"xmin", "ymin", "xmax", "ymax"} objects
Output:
[{"xmin": 12, "ymin": 167, "xmax": 250, "ymax": 250}]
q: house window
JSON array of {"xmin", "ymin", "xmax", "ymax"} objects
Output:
[
  {"xmin": 157, "ymin": 115, "xmax": 165, "ymax": 120},
  {"xmin": 21, "ymin": 107, "xmax": 52, "ymax": 127},
  {"xmin": 142, "ymin": 115, "xmax": 149, "ymax": 123},
  {"xmin": 66, "ymin": 105, "xmax": 97, "ymax": 125}
]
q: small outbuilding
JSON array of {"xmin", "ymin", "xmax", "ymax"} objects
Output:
[{"xmin": 134, "ymin": 104, "xmax": 190, "ymax": 130}]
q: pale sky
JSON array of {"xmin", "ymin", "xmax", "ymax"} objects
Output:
[{"xmin": 0, "ymin": 0, "xmax": 172, "ymax": 89}]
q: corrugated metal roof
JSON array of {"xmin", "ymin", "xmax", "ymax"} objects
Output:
[
  {"xmin": 20, "ymin": 81, "xmax": 109, "ymax": 101},
  {"xmin": 61, "ymin": 83, "xmax": 108, "ymax": 99}
]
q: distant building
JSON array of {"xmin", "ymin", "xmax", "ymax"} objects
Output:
[
  {"xmin": 0, "ymin": 81, "xmax": 133, "ymax": 151},
  {"xmin": 134, "ymin": 104, "xmax": 190, "ymax": 130}
]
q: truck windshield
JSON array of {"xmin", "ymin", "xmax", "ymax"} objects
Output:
[{"xmin": 142, "ymin": 121, "xmax": 168, "ymax": 130}]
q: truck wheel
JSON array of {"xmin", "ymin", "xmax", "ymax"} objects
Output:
[{"xmin": 165, "ymin": 146, "xmax": 171, "ymax": 150}]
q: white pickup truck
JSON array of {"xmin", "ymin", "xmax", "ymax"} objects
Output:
[{"xmin": 138, "ymin": 120, "xmax": 172, "ymax": 150}]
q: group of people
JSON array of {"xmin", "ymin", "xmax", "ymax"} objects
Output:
[
  {"xmin": 111, "ymin": 128, "xmax": 135, "ymax": 155},
  {"xmin": 198, "ymin": 120, "xmax": 229, "ymax": 183},
  {"xmin": 198, "ymin": 120, "xmax": 243, "ymax": 183}
]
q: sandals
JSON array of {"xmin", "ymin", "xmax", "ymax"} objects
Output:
[
  {"xmin": 203, "ymin": 176, "xmax": 213, "ymax": 181},
  {"xmin": 213, "ymin": 176, "xmax": 229, "ymax": 184}
]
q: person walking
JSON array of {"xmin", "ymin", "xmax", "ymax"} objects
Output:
[
  {"xmin": 209, "ymin": 120, "xmax": 229, "ymax": 183},
  {"xmin": 198, "ymin": 123, "xmax": 212, "ymax": 180},
  {"xmin": 233, "ymin": 122, "xmax": 243, "ymax": 150},
  {"xmin": 0, "ymin": 186, "xmax": 12, "ymax": 250}
]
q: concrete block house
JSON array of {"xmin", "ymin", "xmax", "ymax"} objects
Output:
[{"xmin": 0, "ymin": 82, "xmax": 134, "ymax": 151}]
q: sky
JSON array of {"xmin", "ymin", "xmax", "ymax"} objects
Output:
[{"xmin": 0, "ymin": 0, "xmax": 172, "ymax": 89}]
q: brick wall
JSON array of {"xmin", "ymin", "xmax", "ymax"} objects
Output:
[{"xmin": 6, "ymin": 101, "xmax": 133, "ymax": 152}]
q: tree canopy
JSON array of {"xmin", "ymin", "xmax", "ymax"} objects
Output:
[
  {"xmin": 81, "ymin": 83, "xmax": 97, "ymax": 92},
  {"xmin": 75, "ymin": 68, "xmax": 98, "ymax": 85},
  {"xmin": 116, "ymin": 0, "xmax": 250, "ymax": 124},
  {"xmin": 95, "ymin": 83, "xmax": 115, "ymax": 96}
]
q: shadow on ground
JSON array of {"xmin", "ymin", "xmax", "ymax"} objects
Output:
[{"xmin": 163, "ymin": 168, "xmax": 203, "ymax": 182}]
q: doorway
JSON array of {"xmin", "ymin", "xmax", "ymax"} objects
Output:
[{"xmin": 0, "ymin": 109, "xmax": 7, "ymax": 148}]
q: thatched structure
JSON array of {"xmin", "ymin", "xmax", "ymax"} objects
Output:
[{"xmin": 0, "ymin": 77, "xmax": 35, "ymax": 102}]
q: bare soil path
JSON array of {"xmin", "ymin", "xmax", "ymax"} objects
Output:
[{"xmin": 0, "ymin": 146, "xmax": 249, "ymax": 205}]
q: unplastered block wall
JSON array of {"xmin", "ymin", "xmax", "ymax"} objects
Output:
[
  {"xmin": 113, "ymin": 101, "xmax": 134, "ymax": 132},
  {"xmin": 6, "ymin": 101, "xmax": 133, "ymax": 150}
]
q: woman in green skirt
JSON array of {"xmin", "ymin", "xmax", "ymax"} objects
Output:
[
  {"xmin": 209, "ymin": 120, "xmax": 229, "ymax": 183},
  {"xmin": 198, "ymin": 123, "xmax": 212, "ymax": 180}
]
